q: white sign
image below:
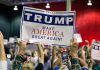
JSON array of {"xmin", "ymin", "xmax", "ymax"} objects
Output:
[
  {"xmin": 91, "ymin": 41, "xmax": 100, "ymax": 60},
  {"xmin": 73, "ymin": 33, "xmax": 82, "ymax": 43},
  {"xmin": 21, "ymin": 6, "xmax": 75, "ymax": 45}
]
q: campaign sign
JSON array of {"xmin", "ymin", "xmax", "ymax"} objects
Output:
[
  {"xmin": 21, "ymin": 6, "xmax": 75, "ymax": 45},
  {"xmin": 91, "ymin": 41, "xmax": 100, "ymax": 60}
]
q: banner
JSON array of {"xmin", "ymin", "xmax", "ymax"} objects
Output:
[
  {"xmin": 21, "ymin": 6, "xmax": 75, "ymax": 45},
  {"xmin": 91, "ymin": 40, "xmax": 100, "ymax": 60}
]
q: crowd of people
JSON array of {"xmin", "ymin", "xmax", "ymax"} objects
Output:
[{"xmin": 0, "ymin": 32, "xmax": 100, "ymax": 70}]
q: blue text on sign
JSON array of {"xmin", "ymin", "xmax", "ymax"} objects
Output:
[{"xmin": 23, "ymin": 11, "xmax": 74, "ymax": 26}]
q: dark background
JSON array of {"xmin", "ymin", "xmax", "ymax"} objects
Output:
[{"xmin": 0, "ymin": 4, "xmax": 22, "ymax": 39}]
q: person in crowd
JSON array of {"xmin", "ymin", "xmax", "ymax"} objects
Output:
[
  {"xmin": 52, "ymin": 46, "xmax": 66, "ymax": 70},
  {"xmin": 22, "ymin": 50, "xmax": 34, "ymax": 70},
  {"xmin": 0, "ymin": 32, "xmax": 7, "ymax": 70},
  {"xmin": 70, "ymin": 38, "xmax": 88, "ymax": 70},
  {"xmin": 43, "ymin": 45, "xmax": 52, "ymax": 70},
  {"xmin": 19, "ymin": 42, "xmax": 44, "ymax": 70},
  {"xmin": 82, "ymin": 40, "xmax": 91, "ymax": 62},
  {"xmin": 34, "ymin": 43, "xmax": 44, "ymax": 70},
  {"xmin": 70, "ymin": 38, "xmax": 81, "ymax": 70},
  {"xmin": 33, "ymin": 44, "xmax": 53, "ymax": 70},
  {"xmin": 67, "ymin": 48, "xmax": 72, "ymax": 69},
  {"xmin": 81, "ymin": 40, "xmax": 93, "ymax": 70},
  {"xmin": 11, "ymin": 41, "xmax": 27, "ymax": 70},
  {"xmin": 60, "ymin": 47, "xmax": 71, "ymax": 70},
  {"xmin": 15, "ymin": 42, "xmax": 44, "ymax": 70}
]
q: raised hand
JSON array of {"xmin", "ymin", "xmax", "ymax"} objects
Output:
[
  {"xmin": 0, "ymin": 32, "xmax": 6, "ymax": 60},
  {"xmin": 0, "ymin": 32, "xmax": 4, "ymax": 46},
  {"xmin": 18, "ymin": 40, "xmax": 28, "ymax": 55}
]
